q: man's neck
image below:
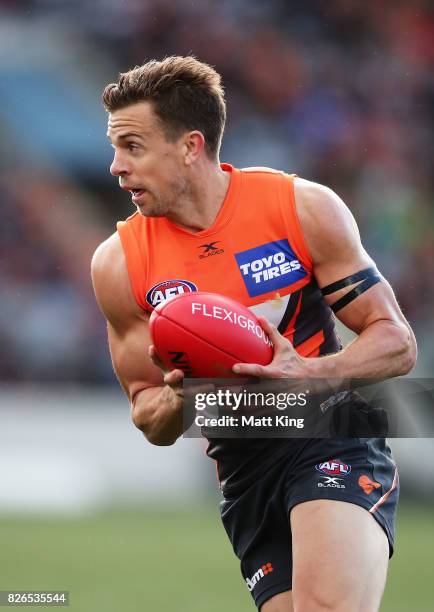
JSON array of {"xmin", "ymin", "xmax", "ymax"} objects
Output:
[{"xmin": 166, "ymin": 161, "xmax": 231, "ymax": 233}]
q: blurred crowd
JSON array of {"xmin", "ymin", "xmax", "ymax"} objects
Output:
[{"xmin": 1, "ymin": 0, "xmax": 433, "ymax": 383}]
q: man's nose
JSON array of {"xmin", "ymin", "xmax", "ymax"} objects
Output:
[{"xmin": 110, "ymin": 152, "xmax": 130, "ymax": 177}]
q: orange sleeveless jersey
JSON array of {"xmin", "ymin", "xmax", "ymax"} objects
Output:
[{"xmin": 117, "ymin": 164, "xmax": 340, "ymax": 359}]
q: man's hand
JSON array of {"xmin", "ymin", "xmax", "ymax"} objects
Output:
[
  {"xmin": 232, "ymin": 317, "xmax": 309, "ymax": 379},
  {"xmin": 149, "ymin": 344, "xmax": 217, "ymax": 437},
  {"xmin": 149, "ymin": 344, "xmax": 185, "ymax": 393}
]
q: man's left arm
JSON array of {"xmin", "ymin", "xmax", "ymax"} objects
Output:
[{"xmin": 233, "ymin": 178, "xmax": 417, "ymax": 379}]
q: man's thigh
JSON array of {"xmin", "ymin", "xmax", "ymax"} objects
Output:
[{"xmin": 290, "ymin": 499, "xmax": 389, "ymax": 612}]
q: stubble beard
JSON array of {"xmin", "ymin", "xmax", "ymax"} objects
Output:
[{"xmin": 138, "ymin": 175, "xmax": 191, "ymax": 219}]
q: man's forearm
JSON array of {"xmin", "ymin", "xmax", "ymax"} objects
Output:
[
  {"xmin": 304, "ymin": 320, "xmax": 417, "ymax": 379},
  {"xmin": 131, "ymin": 384, "xmax": 184, "ymax": 446}
]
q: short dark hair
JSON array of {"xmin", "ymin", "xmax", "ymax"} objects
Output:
[{"xmin": 102, "ymin": 56, "xmax": 226, "ymax": 158}]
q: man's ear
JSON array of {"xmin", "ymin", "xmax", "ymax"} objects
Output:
[{"xmin": 183, "ymin": 131, "xmax": 205, "ymax": 165}]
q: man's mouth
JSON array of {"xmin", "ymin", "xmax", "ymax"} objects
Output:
[{"xmin": 130, "ymin": 188, "xmax": 148, "ymax": 205}]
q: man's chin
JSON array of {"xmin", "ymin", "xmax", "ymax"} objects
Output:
[{"xmin": 136, "ymin": 206, "xmax": 166, "ymax": 218}]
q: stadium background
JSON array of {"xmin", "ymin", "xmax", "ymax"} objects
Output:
[{"xmin": 0, "ymin": 1, "xmax": 433, "ymax": 610}]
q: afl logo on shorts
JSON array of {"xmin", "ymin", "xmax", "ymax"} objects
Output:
[
  {"xmin": 315, "ymin": 459, "xmax": 351, "ymax": 477},
  {"xmin": 146, "ymin": 280, "xmax": 198, "ymax": 308}
]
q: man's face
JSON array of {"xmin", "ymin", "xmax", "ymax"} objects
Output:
[{"xmin": 107, "ymin": 102, "xmax": 189, "ymax": 217}]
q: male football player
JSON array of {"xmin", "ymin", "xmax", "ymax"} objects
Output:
[{"xmin": 92, "ymin": 56, "xmax": 416, "ymax": 611}]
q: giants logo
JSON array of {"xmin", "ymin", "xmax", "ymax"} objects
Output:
[
  {"xmin": 146, "ymin": 280, "xmax": 198, "ymax": 308},
  {"xmin": 315, "ymin": 459, "xmax": 351, "ymax": 477},
  {"xmin": 358, "ymin": 475, "xmax": 381, "ymax": 495},
  {"xmin": 235, "ymin": 239, "xmax": 307, "ymax": 297}
]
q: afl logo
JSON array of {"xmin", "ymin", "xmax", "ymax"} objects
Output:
[
  {"xmin": 315, "ymin": 459, "xmax": 351, "ymax": 477},
  {"xmin": 146, "ymin": 279, "xmax": 198, "ymax": 308}
]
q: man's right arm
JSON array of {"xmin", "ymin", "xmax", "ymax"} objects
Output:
[{"xmin": 91, "ymin": 233, "xmax": 185, "ymax": 445}]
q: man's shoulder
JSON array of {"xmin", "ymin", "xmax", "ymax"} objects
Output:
[
  {"xmin": 293, "ymin": 177, "xmax": 364, "ymax": 268},
  {"xmin": 294, "ymin": 177, "xmax": 356, "ymax": 231},
  {"xmin": 294, "ymin": 176, "xmax": 335, "ymax": 203},
  {"xmin": 91, "ymin": 232, "xmax": 141, "ymax": 324},
  {"xmin": 241, "ymin": 166, "xmax": 285, "ymax": 175},
  {"xmin": 91, "ymin": 232, "xmax": 125, "ymax": 284}
]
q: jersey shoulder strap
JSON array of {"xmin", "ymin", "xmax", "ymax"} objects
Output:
[
  {"xmin": 279, "ymin": 171, "xmax": 313, "ymax": 271},
  {"xmin": 117, "ymin": 212, "xmax": 149, "ymax": 310}
]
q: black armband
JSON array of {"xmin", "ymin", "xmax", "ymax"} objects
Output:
[{"xmin": 321, "ymin": 266, "xmax": 381, "ymax": 313}]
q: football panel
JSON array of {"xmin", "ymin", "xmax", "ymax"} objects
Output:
[
  {"xmin": 155, "ymin": 292, "xmax": 273, "ymax": 366},
  {"xmin": 151, "ymin": 313, "xmax": 245, "ymax": 378}
]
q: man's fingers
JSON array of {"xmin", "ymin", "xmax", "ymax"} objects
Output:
[
  {"xmin": 164, "ymin": 368, "xmax": 185, "ymax": 387},
  {"xmin": 232, "ymin": 362, "xmax": 285, "ymax": 378},
  {"xmin": 150, "ymin": 346, "xmax": 188, "ymax": 390},
  {"xmin": 257, "ymin": 316, "xmax": 285, "ymax": 349},
  {"xmin": 149, "ymin": 346, "xmax": 214, "ymax": 391},
  {"xmin": 232, "ymin": 363, "xmax": 267, "ymax": 377}
]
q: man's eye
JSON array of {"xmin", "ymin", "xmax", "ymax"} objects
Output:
[{"xmin": 127, "ymin": 143, "xmax": 139, "ymax": 151}]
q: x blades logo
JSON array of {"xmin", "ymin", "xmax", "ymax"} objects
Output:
[
  {"xmin": 197, "ymin": 241, "xmax": 224, "ymax": 259},
  {"xmin": 318, "ymin": 476, "xmax": 346, "ymax": 489}
]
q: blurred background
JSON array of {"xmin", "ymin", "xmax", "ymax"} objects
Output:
[{"xmin": 0, "ymin": 0, "xmax": 433, "ymax": 610}]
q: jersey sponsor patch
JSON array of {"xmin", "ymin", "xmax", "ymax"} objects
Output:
[
  {"xmin": 146, "ymin": 279, "xmax": 198, "ymax": 308},
  {"xmin": 235, "ymin": 239, "xmax": 307, "ymax": 297},
  {"xmin": 315, "ymin": 459, "xmax": 351, "ymax": 477},
  {"xmin": 245, "ymin": 562, "xmax": 273, "ymax": 592}
]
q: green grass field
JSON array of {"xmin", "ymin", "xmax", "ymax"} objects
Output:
[{"xmin": 0, "ymin": 503, "xmax": 432, "ymax": 611}]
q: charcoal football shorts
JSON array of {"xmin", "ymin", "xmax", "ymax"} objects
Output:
[{"xmin": 219, "ymin": 437, "xmax": 399, "ymax": 610}]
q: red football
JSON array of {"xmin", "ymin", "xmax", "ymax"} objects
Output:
[{"xmin": 149, "ymin": 292, "xmax": 273, "ymax": 377}]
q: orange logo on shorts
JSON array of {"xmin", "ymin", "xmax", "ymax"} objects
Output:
[
  {"xmin": 358, "ymin": 475, "xmax": 381, "ymax": 494},
  {"xmin": 262, "ymin": 562, "xmax": 273, "ymax": 575}
]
